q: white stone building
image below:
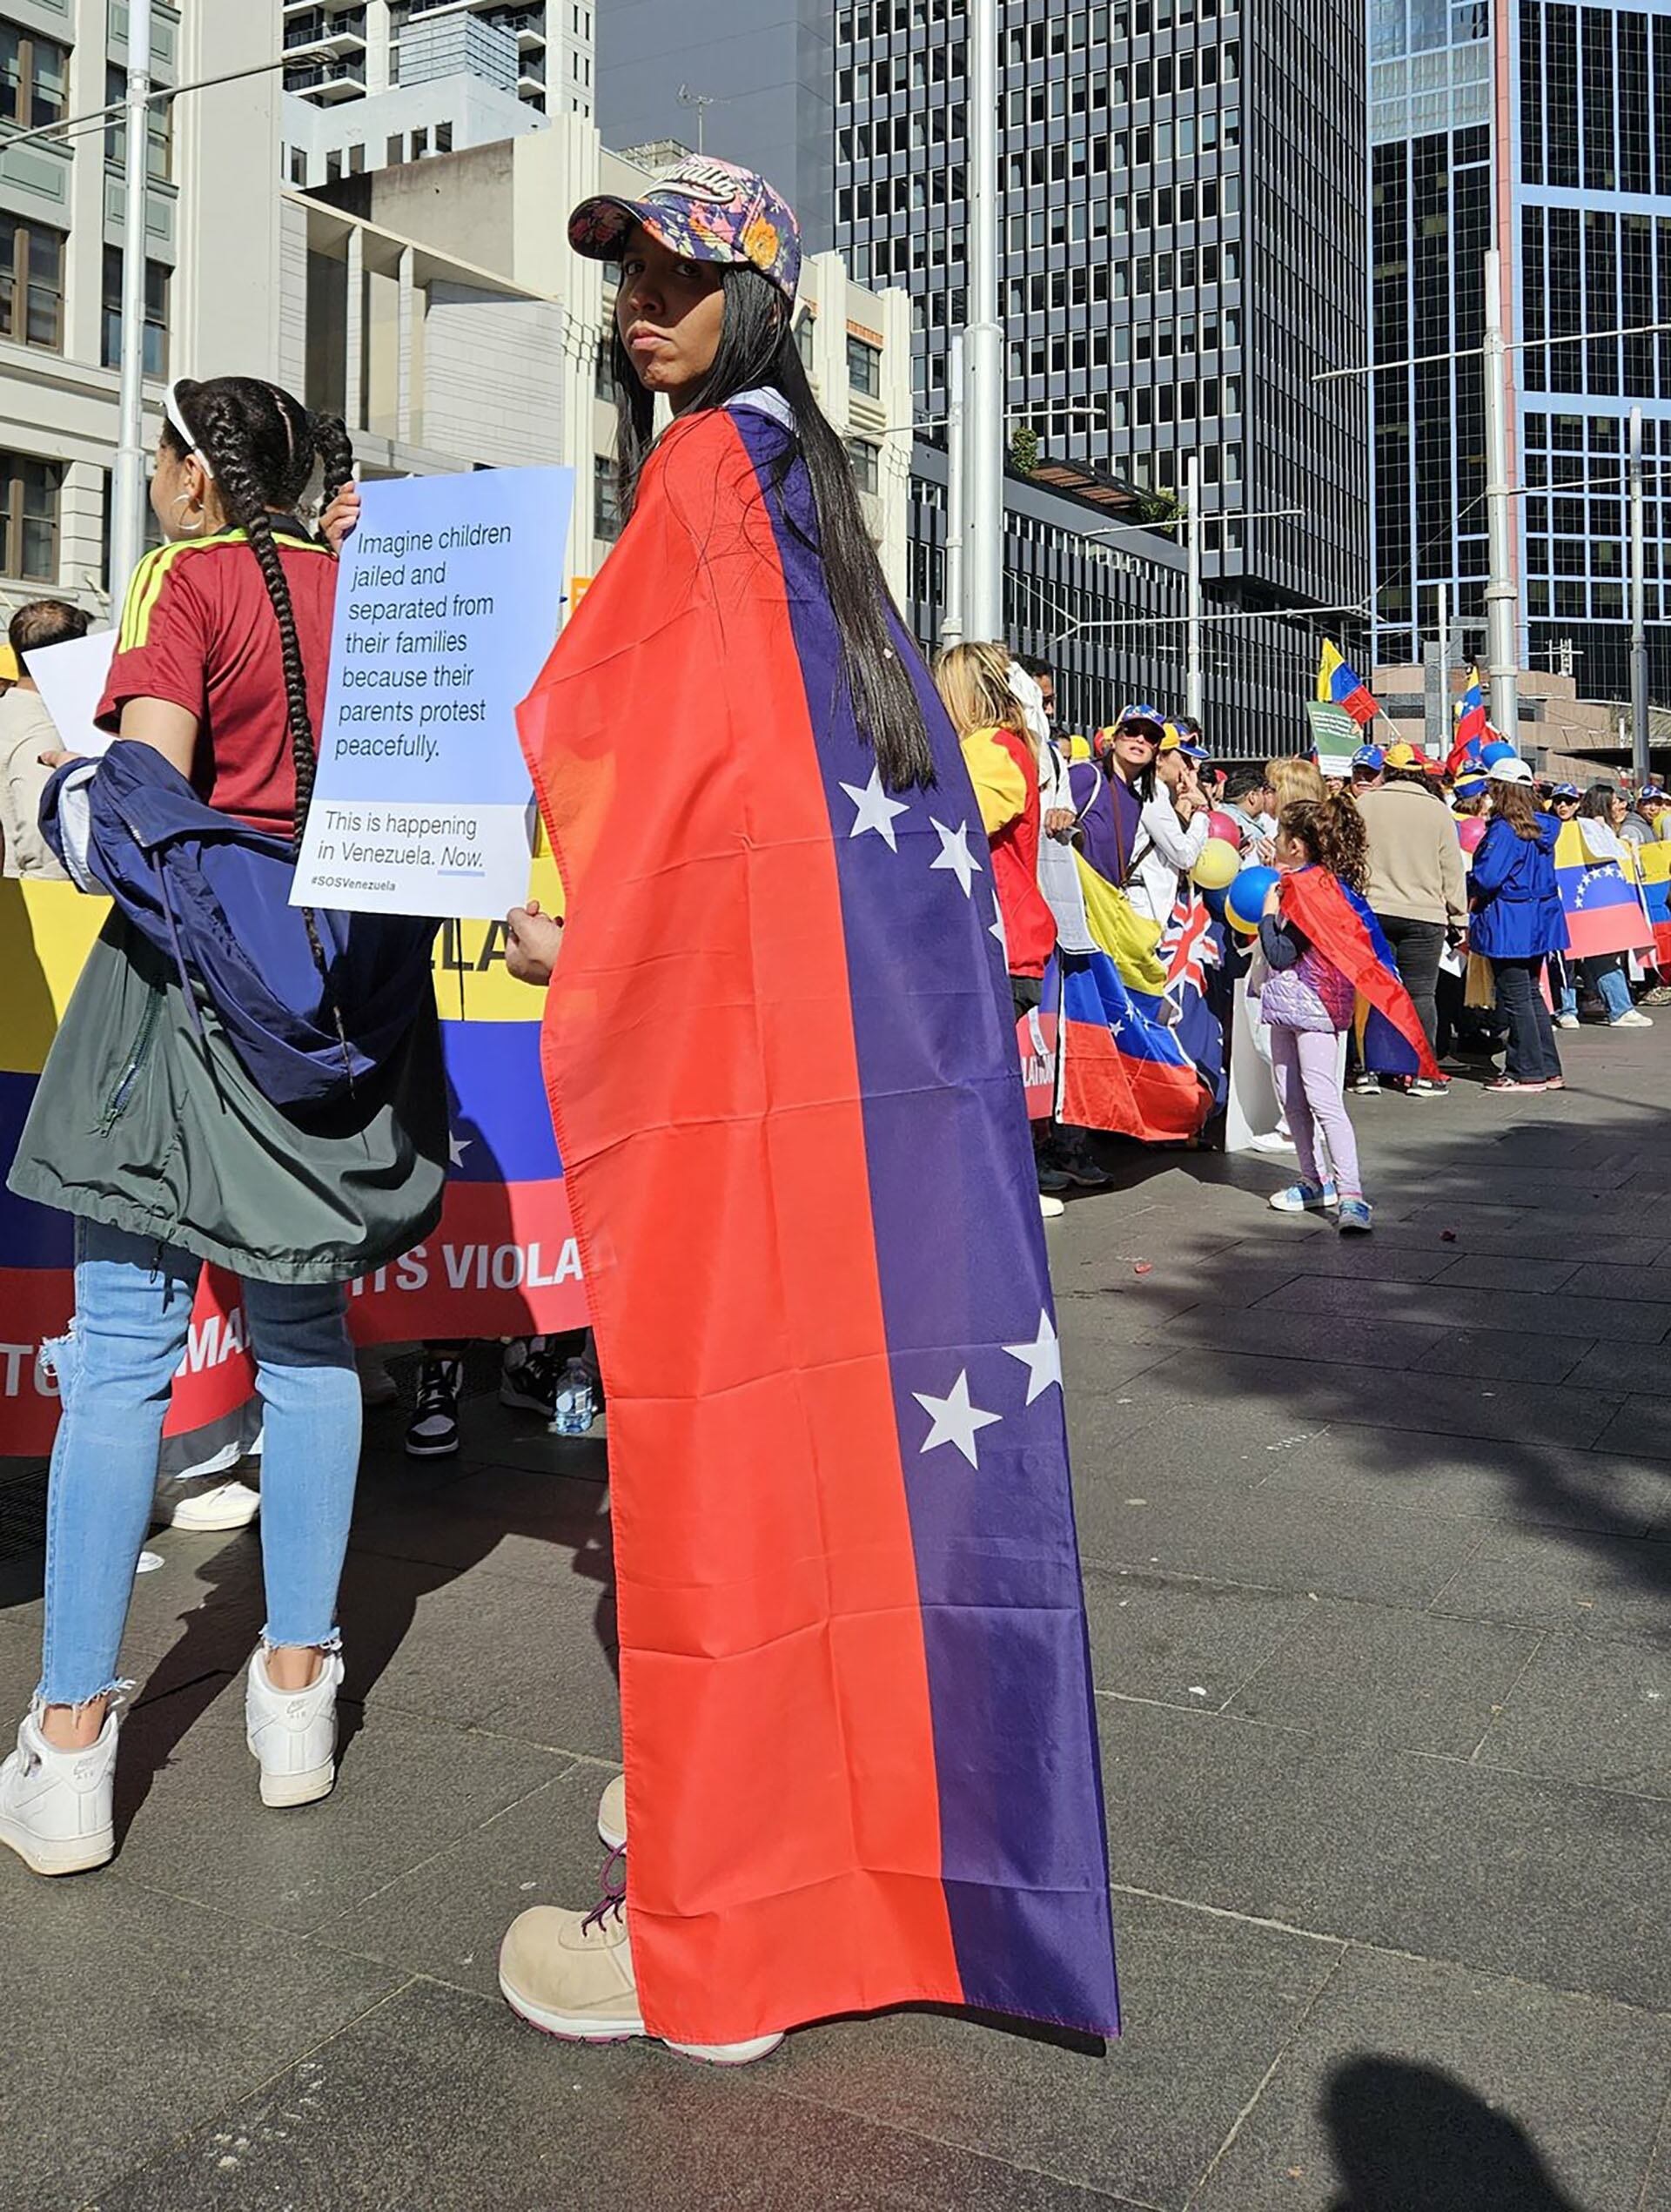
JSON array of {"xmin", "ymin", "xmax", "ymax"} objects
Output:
[{"xmin": 0, "ymin": 3, "xmax": 910, "ymax": 624}]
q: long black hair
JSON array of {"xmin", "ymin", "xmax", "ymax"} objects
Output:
[
  {"xmin": 610, "ymin": 265, "xmax": 934, "ymax": 792},
  {"xmin": 161, "ymin": 376, "xmax": 354, "ymax": 857}
]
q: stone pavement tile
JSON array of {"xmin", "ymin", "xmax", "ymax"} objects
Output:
[
  {"xmin": 1066, "ymin": 1397, "xmax": 1280, "ymax": 1495},
  {"xmin": 1433, "ymin": 1254, "xmax": 1581, "ymax": 1293},
  {"xmin": 1244, "ymin": 1240, "xmax": 1460, "ymax": 1283},
  {"xmin": 348, "ymin": 1469, "xmax": 614, "ymax": 1589},
  {"xmin": 1083, "ymin": 1566, "xmax": 1312, "ymax": 1709},
  {"xmin": 769, "ymin": 1893, "xmax": 1343, "ymax": 2209},
  {"xmin": 1064, "ymin": 1259, "xmax": 1302, "ymax": 1311},
  {"xmin": 1099, "ymin": 1698, "xmax": 1671, "ymax": 2011},
  {"xmin": 1130, "ymin": 1347, "xmax": 1621, "ymax": 1448},
  {"xmin": 1223, "ymin": 1601, "xmax": 1540, "ymax": 1757},
  {"xmin": 1254, "ymin": 1426, "xmax": 1670, "ymax": 1536},
  {"xmin": 0, "ymin": 1869, "xmax": 399, "ymax": 2212},
  {"xmin": 339, "ymin": 1549, "xmax": 623, "ymax": 1758},
  {"xmin": 88, "ymin": 1980, "xmax": 1125, "ymax": 2212},
  {"xmin": 0, "ymin": 1523, "xmax": 268, "ymax": 1684},
  {"xmin": 1567, "ymin": 1340, "xmax": 1668, "ymax": 1393},
  {"xmin": 312, "ymin": 1760, "xmax": 616, "ymax": 2000},
  {"xmin": 1592, "ymin": 1397, "xmax": 1671, "ymax": 1463},
  {"xmin": 1566, "ymin": 1260, "xmax": 1671, "ymax": 1303},
  {"xmin": 1473, "ymin": 1633, "xmax": 1671, "ymax": 1797},
  {"xmin": 1190, "ymin": 1946, "xmax": 1671, "ymax": 2212},
  {"xmin": 1075, "ymin": 1467, "xmax": 1477, "ymax": 1609},
  {"xmin": 1433, "ymin": 1523, "xmax": 1671, "ymax": 1648},
  {"xmin": 1371, "ymin": 1220, "xmax": 1666, "ymax": 1267},
  {"xmin": 111, "ymin": 1673, "xmax": 567, "ymax": 1934},
  {"xmin": 1059, "ymin": 1334, "xmax": 1186, "ymax": 1397},
  {"xmin": 1132, "ymin": 1305, "xmax": 1445, "ymax": 1372},
  {"xmin": 1055, "ymin": 1282, "xmax": 1205, "ymax": 1342},
  {"xmin": 1258, "ymin": 1271, "xmax": 1671, "ymax": 1346},
  {"xmin": 1416, "ymin": 1326, "xmax": 1594, "ymax": 1385}
]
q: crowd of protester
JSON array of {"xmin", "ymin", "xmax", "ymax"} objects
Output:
[{"xmin": 2, "ymin": 146, "xmax": 1663, "ymax": 2074}]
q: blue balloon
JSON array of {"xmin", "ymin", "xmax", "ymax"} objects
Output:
[
  {"xmin": 1226, "ymin": 864, "xmax": 1278, "ymax": 933},
  {"xmin": 1480, "ymin": 740, "xmax": 1515, "ymax": 766}
]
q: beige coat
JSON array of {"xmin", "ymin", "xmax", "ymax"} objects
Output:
[
  {"xmin": 1356, "ymin": 780, "xmax": 1466, "ymax": 927},
  {"xmin": 0, "ymin": 686, "xmax": 66, "ymax": 878}
]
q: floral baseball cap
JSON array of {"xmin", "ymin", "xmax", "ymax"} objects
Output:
[{"xmin": 569, "ymin": 154, "xmax": 802, "ymax": 304}]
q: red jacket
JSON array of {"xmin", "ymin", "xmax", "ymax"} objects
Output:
[{"xmin": 960, "ymin": 723, "xmax": 1057, "ymax": 979}]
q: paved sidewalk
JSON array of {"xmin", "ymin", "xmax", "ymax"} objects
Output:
[{"xmin": 3, "ymin": 1022, "xmax": 1671, "ymax": 2211}]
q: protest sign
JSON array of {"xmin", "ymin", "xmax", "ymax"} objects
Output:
[
  {"xmin": 1305, "ymin": 701, "xmax": 1361, "ymax": 778},
  {"xmin": 26, "ymin": 631, "xmax": 117, "ymax": 759},
  {"xmin": 292, "ymin": 467, "xmax": 572, "ymax": 921}
]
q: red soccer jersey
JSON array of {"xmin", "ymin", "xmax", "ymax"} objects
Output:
[{"xmin": 97, "ymin": 523, "xmax": 338, "ymax": 838}]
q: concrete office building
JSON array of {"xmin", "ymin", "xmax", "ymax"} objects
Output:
[
  {"xmin": 0, "ymin": 0, "xmax": 290, "ymax": 620},
  {"xmin": 284, "ymin": 0, "xmax": 590, "ymax": 122},
  {"xmin": 600, "ymin": 2, "xmax": 1367, "ymax": 749},
  {"xmin": 1371, "ymin": 0, "xmax": 1671, "ymax": 710},
  {"xmin": 301, "ymin": 121, "xmax": 914, "ymax": 597}
]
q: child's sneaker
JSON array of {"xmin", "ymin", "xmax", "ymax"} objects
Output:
[
  {"xmin": 1269, "ymin": 1180, "xmax": 1337, "ymax": 1214},
  {"xmin": 1337, "ymin": 1197, "xmax": 1374, "ymax": 1235}
]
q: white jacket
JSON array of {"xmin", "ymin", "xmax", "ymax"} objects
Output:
[{"xmin": 1126, "ymin": 792, "xmax": 1208, "ymax": 926}]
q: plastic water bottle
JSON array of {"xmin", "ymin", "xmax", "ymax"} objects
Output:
[{"xmin": 549, "ymin": 1358, "xmax": 595, "ymax": 1437}]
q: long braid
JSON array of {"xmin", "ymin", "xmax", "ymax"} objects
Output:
[{"xmin": 170, "ymin": 377, "xmax": 354, "ymax": 1047}]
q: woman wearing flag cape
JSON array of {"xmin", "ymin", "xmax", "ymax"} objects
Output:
[{"xmin": 500, "ymin": 159, "xmax": 1118, "ymax": 2061}]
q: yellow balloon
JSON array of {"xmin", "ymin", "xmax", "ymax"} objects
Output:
[{"xmin": 1191, "ymin": 836, "xmax": 1241, "ymax": 891}]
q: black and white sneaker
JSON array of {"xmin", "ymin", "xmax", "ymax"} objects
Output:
[
  {"xmin": 406, "ymin": 1356, "xmax": 464, "ymax": 1457},
  {"xmin": 499, "ymin": 1340, "xmax": 563, "ymax": 1419}
]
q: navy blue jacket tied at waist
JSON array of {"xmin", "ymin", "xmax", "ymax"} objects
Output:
[{"xmin": 43, "ymin": 739, "xmax": 438, "ymax": 1111}]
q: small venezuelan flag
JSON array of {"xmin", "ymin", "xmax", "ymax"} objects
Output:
[{"xmin": 1317, "ymin": 641, "xmax": 1378, "ymax": 728}]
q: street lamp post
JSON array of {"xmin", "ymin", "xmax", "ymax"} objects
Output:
[
  {"xmin": 1481, "ymin": 249, "xmax": 1520, "ymax": 743},
  {"xmin": 962, "ymin": 0, "xmax": 1004, "ymax": 642},
  {"xmin": 1184, "ymin": 452, "xmax": 1202, "ymax": 723},
  {"xmin": 110, "ymin": 0, "xmax": 153, "ymax": 603},
  {"xmin": 1630, "ymin": 405, "xmax": 1650, "ymax": 786}
]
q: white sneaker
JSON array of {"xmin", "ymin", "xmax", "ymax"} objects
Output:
[
  {"xmin": 245, "ymin": 1647, "xmax": 344, "ymax": 1808},
  {"xmin": 1612, "ymin": 1009, "xmax": 1654, "ymax": 1028},
  {"xmin": 158, "ymin": 1476, "xmax": 261, "ymax": 1532},
  {"xmin": 1040, "ymin": 1192, "xmax": 1065, "ymax": 1220},
  {"xmin": 598, "ymin": 1772, "xmax": 627, "ymax": 1851},
  {"xmin": 1554, "ymin": 1013, "xmax": 1580, "ymax": 1029},
  {"xmin": 1249, "ymin": 1129, "xmax": 1298, "ymax": 1154},
  {"xmin": 0, "ymin": 1710, "xmax": 117, "ymax": 1875}
]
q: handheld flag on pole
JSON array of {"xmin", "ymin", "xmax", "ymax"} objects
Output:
[
  {"xmin": 1446, "ymin": 670, "xmax": 1488, "ymax": 777},
  {"xmin": 1317, "ymin": 640, "xmax": 1378, "ymax": 728}
]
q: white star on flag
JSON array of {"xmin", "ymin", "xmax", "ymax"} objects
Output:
[
  {"xmin": 989, "ymin": 891, "xmax": 1007, "ymax": 947},
  {"xmin": 447, "ymin": 1132, "xmax": 472, "ymax": 1168},
  {"xmin": 1003, "ymin": 1310, "xmax": 1063, "ymax": 1404},
  {"xmin": 840, "ymin": 765, "xmax": 911, "ymax": 851},
  {"xmin": 913, "ymin": 1369, "xmax": 1003, "ymax": 1468},
  {"xmin": 929, "ymin": 817, "xmax": 983, "ymax": 898}
]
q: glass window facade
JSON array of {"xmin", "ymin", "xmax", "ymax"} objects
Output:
[
  {"xmin": 834, "ymin": 0, "xmax": 1368, "ymax": 743},
  {"xmin": 1513, "ymin": 0, "xmax": 1671, "ymax": 701}
]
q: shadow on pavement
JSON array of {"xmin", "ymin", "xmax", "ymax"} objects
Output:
[{"xmin": 1324, "ymin": 2056, "xmax": 1585, "ymax": 2210}]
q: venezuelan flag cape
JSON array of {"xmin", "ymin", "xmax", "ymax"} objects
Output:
[
  {"xmin": 1554, "ymin": 818, "xmax": 1654, "ymax": 960},
  {"xmin": 0, "ymin": 875, "xmax": 586, "ymax": 1456},
  {"xmin": 516, "ymin": 396, "xmax": 1118, "ymax": 2047},
  {"xmin": 1279, "ymin": 865, "xmax": 1442, "ymax": 1080}
]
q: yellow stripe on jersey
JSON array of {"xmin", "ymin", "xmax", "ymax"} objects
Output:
[{"xmin": 117, "ymin": 528, "xmax": 335, "ymax": 653}]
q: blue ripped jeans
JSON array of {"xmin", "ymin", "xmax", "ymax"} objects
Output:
[{"xmin": 38, "ymin": 1220, "xmax": 361, "ymax": 1708}]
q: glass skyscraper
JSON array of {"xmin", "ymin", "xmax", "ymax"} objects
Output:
[
  {"xmin": 1372, "ymin": 0, "xmax": 1671, "ymax": 704},
  {"xmin": 834, "ymin": 0, "xmax": 1370, "ymax": 621}
]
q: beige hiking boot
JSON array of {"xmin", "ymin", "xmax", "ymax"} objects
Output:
[
  {"xmin": 499, "ymin": 1897, "xmax": 782, "ymax": 2064},
  {"xmin": 598, "ymin": 1772, "xmax": 627, "ymax": 1851}
]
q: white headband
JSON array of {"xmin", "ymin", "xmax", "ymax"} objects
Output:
[{"xmin": 164, "ymin": 380, "xmax": 215, "ymax": 479}]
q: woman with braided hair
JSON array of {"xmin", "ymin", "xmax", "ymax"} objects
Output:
[{"xmin": 1, "ymin": 376, "xmax": 447, "ymax": 1875}]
